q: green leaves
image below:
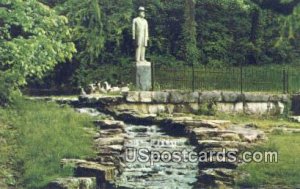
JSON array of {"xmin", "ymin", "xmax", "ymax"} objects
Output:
[{"xmin": 0, "ymin": 0, "xmax": 75, "ymax": 105}]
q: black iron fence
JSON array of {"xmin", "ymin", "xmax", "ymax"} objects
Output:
[
  {"xmin": 24, "ymin": 63, "xmax": 300, "ymax": 95},
  {"xmin": 91, "ymin": 63, "xmax": 300, "ymax": 94},
  {"xmin": 151, "ymin": 63, "xmax": 300, "ymax": 94}
]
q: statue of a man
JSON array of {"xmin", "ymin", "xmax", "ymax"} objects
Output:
[{"xmin": 133, "ymin": 7, "xmax": 149, "ymax": 63}]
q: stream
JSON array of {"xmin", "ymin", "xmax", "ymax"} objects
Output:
[
  {"xmin": 115, "ymin": 124, "xmax": 198, "ymax": 189},
  {"xmin": 76, "ymin": 108, "xmax": 198, "ymax": 189}
]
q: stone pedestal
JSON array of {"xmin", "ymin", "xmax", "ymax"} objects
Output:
[{"xmin": 136, "ymin": 61, "xmax": 152, "ymax": 91}]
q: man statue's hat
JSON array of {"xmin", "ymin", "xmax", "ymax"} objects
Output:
[{"xmin": 138, "ymin": 7, "xmax": 145, "ymax": 12}]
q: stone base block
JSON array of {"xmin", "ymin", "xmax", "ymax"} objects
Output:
[{"xmin": 136, "ymin": 61, "xmax": 152, "ymax": 91}]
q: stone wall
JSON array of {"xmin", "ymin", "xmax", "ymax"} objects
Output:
[{"xmin": 116, "ymin": 91, "xmax": 289, "ymax": 115}]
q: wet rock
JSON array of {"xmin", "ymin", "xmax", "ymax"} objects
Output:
[
  {"xmin": 46, "ymin": 177, "xmax": 96, "ymax": 189},
  {"xmin": 115, "ymin": 124, "xmax": 198, "ymax": 189}
]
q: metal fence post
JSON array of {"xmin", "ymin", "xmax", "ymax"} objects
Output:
[
  {"xmin": 286, "ymin": 67, "xmax": 289, "ymax": 94},
  {"xmin": 151, "ymin": 62, "xmax": 155, "ymax": 91},
  {"xmin": 283, "ymin": 68, "xmax": 286, "ymax": 94},
  {"xmin": 192, "ymin": 63, "xmax": 195, "ymax": 92},
  {"xmin": 240, "ymin": 63, "xmax": 243, "ymax": 94}
]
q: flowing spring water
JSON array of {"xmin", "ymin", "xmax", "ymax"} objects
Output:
[
  {"xmin": 76, "ymin": 108, "xmax": 198, "ymax": 189},
  {"xmin": 115, "ymin": 124, "xmax": 198, "ymax": 189}
]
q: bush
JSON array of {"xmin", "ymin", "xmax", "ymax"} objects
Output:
[
  {"xmin": 0, "ymin": 72, "xmax": 20, "ymax": 106},
  {"xmin": 197, "ymin": 101, "xmax": 217, "ymax": 116}
]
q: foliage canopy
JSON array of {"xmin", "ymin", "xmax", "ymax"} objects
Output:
[{"xmin": 0, "ymin": 0, "xmax": 75, "ymax": 104}]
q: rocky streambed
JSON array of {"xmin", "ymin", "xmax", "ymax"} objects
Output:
[
  {"xmin": 115, "ymin": 124, "xmax": 198, "ymax": 189},
  {"xmin": 74, "ymin": 108, "xmax": 199, "ymax": 189},
  {"xmin": 47, "ymin": 99, "xmax": 266, "ymax": 189}
]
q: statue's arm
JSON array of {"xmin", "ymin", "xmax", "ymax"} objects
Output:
[
  {"xmin": 132, "ymin": 19, "xmax": 136, "ymax": 40},
  {"xmin": 145, "ymin": 21, "xmax": 149, "ymax": 42}
]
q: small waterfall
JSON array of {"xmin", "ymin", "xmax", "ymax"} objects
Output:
[
  {"xmin": 75, "ymin": 107, "xmax": 198, "ymax": 189},
  {"xmin": 115, "ymin": 124, "xmax": 198, "ymax": 189}
]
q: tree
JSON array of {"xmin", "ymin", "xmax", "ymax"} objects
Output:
[
  {"xmin": 45, "ymin": 0, "xmax": 133, "ymax": 86},
  {"xmin": 0, "ymin": 0, "xmax": 75, "ymax": 104},
  {"xmin": 250, "ymin": 0, "xmax": 300, "ymax": 15},
  {"xmin": 182, "ymin": 0, "xmax": 199, "ymax": 65}
]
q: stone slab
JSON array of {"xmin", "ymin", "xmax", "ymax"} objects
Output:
[{"xmin": 136, "ymin": 62, "xmax": 152, "ymax": 91}]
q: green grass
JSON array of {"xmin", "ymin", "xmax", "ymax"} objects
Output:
[
  {"xmin": 0, "ymin": 98, "xmax": 96, "ymax": 189},
  {"xmin": 237, "ymin": 133, "xmax": 300, "ymax": 188},
  {"xmin": 189, "ymin": 112, "xmax": 300, "ymax": 187}
]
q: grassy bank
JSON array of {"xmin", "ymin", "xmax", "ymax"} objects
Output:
[
  {"xmin": 237, "ymin": 133, "xmax": 300, "ymax": 188},
  {"xmin": 190, "ymin": 112, "xmax": 300, "ymax": 187},
  {"xmin": 0, "ymin": 98, "xmax": 95, "ymax": 189}
]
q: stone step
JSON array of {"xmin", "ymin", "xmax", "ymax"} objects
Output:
[
  {"xmin": 178, "ymin": 120, "xmax": 231, "ymax": 129},
  {"xmin": 198, "ymin": 168, "xmax": 235, "ymax": 185},
  {"xmin": 199, "ymin": 160, "xmax": 239, "ymax": 169},
  {"xmin": 189, "ymin": 128, "xmax": 241, "ymax": 141},
  {"xmin": 197, "ymin": 140, "xmax": 249, "ymax": 149},
  {"xmin": 94, "ymin": 137, "xmax": 125, "ymax": 146},
  {"xmin": 94, "ymin": 120, "xmax": 125, "ymax": 130},
  {"xmin": 60, "ymin": 159, "xmax": 116, "ymax": 184},
  {"xmin": 74, "ymin": 161, "xmax": 116, "ymax": 182},
  {"xmin": 227, "ymin": 125, "xmax": 266, "ymax": 143},
  {"xmin": 99, "ymin": 128, "xmax": 124, "ymax": 136},
  {"xmin": 45, "ymin": 177, "xmax": 96, "ymax": 189}
]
